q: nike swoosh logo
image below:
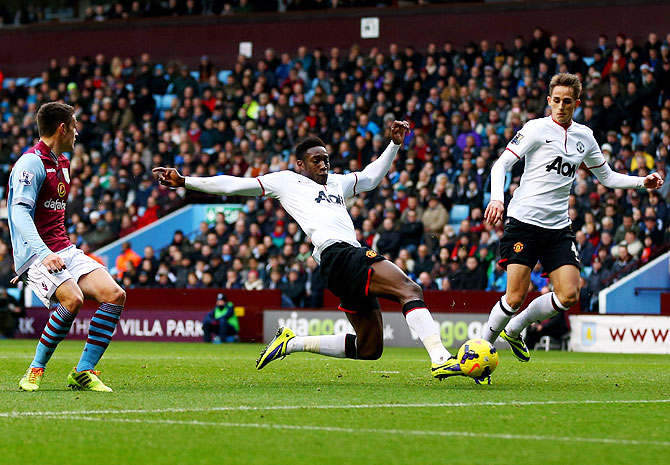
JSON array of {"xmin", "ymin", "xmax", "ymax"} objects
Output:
[{"xmin": 546, "ymin": 140, "xmax": 554, "ymax": 143}]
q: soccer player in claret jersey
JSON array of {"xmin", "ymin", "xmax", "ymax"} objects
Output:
[
  {"xmin": 155, "ymin": 120, "xmax": 468, "ymax": 381},
  {"xmin": 9, "ymin": 102, "xmax": 126, "ymax": 392},
  {"xmin": 483, "ymin": 73, "xmax": 663, "ymax": 362}
]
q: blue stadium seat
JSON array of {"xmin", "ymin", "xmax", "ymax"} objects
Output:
[
  {"xmin": 160, "ymin": 94, "xmax": 177, "ymax": 110},
  {"xmin": 15, "ymin": 77, "xmax": 29, "ymax": 87},
  {"xmin": 29, "ymin": 77, "xmax": 44, "ymax": 87},
  {"xmin": 218, "ymin": 70, "xmax": 232, "ymax": 83},
  {"xmin": 190, "ymin": 70, "xmax": 200, "ymax": 81},
  {"xmin": 450, "ymin": 204, "xmax": 470, "ymax": 224},
  {"xmin": 483, "ymin": 192, "xmax": 491, "ymax": 206},
  {"xmin": 153, "ymin": 95, "xmax": 162, "ymax": 113}
]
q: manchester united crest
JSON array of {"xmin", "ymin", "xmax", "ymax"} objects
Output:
[
  {"xmin": 513, "ymin": 242, "xmax": 524, "ymax": 253},
  {"xmin": 366, "ymin": 250, "xmax": 378, "ymax": 258}
]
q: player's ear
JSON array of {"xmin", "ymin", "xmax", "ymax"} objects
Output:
[{"xmin": 575, "ymin": 98, "xmax": 581, "ymax": 108}]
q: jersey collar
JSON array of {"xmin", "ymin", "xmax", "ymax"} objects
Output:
[
  {"xmin": 35, "ymin": 140, "xmax": 59, "ymax": 163},
  {"xmin": 550, "ymin": 115, "xmax": 573, "ymax": 130}
]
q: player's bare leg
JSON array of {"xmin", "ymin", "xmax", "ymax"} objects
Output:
[
  {"xmin": 344, "ymin": 307, "xmax": 383, "ymax": 360},
  {"xmin": 367, "ymin": 261, "xmax": 460, "ymax": 378},
  {"xmin": 505, "ymin": 264, "xmax": 578, "ymax": 348}
]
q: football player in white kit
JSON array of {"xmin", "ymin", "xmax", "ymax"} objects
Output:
[
  {"xmin": 482, "ymin": 73, "xmax": 663, "ymax": 362},
  {"xmin": 155, "ymin": 121, "xmax": 467, "ymax": 381}
]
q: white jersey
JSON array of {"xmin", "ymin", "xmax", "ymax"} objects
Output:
[
  {"xmin": 257, "ymin": 170, "xmax": 360, "ymax": 263},
  {"xmin": 504, "ymin": 116, "xmax": 607, "ymax": 229}
]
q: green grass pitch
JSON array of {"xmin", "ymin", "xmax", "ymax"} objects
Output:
[{"xmin": 1, "ymin": 340, "xmax": 669, "ymax": 465}]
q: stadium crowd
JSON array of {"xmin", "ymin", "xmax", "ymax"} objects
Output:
[
  {"xmin": 0, "ymin": 0, "xmax": 436, "ymax": 26},
  {"xmin": 2, "ymin": 27, "xmax": 670, "ymax": 311}
]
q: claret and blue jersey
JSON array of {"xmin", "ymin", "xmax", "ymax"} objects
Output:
[{"xmin": 8, "ymin": 140, "xmax": 72, "ymax": 275}]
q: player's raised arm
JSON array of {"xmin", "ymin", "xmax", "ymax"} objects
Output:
[
  {"xmin": 153, "ymin": 166, "xmax": 264, "ymax": 196},
  {"xmin": 351, "ymin": 120, "xmax": 409, "ymax": 193}
]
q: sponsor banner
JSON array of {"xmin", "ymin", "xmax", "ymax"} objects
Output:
[
  {"xmin": 263, "ymin": 310, "xmax": 509, "ymax": 350},
  {"xmin": 569, "ymin": 315, "xmax": 670, "ymax": 354},
  {"xmin": 17, "ymin": 308, "xmax": 205, "ymax": 342}
]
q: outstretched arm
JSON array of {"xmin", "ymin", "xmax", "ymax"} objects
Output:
[
  {"xmin": 352, "ymin": 120, "xmax": 409, "ymax": 193},
  {"xmin": 590, "ymin": 163, "xmax": 664, "ymax": 190},
  {"xmin": 153, "ymin": 167, "xmax": 263, "ymax": 196}
]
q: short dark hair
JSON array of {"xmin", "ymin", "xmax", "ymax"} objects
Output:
[
  {"xmin": 36, "ymin": 102, "xmax": 75, "ymax": 137},
  {"xmin": 295, "ymin": 137, "xmax": 325, "ymax": 161}
]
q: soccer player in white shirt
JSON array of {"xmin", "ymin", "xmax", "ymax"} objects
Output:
[
  {"xmin": 155, "ymin": 121, "xmax": 467, "ymax": 380},
  {"xmin": 482, "ymin": 73, "xmax": 663, "ymax": 362}
]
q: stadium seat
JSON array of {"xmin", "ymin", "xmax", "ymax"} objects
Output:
[
  {"xmin": 483, "ymin": 192, "xmax": 491, "ymax": 206},
  {"xmin": 160, "ymin": 94, "xmax": 177, "ymax": 110},
  {"xmin": 29, "ymin": 77, "xmax": 44, "ymax": 87},
  {"xmin": 450, "ymin": 204, "xmax": 470, "ymax": 224},
  {"xmin": 15, "ymin": 77, "xmax": 29, "ymax": 87},
  {"xmin": 190, "ymin": 70, "xmax": 200, "ymax": 81},
  {"xmin": 218, "ymin": 69, "xmax": 232, "ymax": 83}
]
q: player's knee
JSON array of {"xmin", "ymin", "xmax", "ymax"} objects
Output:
[
  {"xmin": 505, "ymin": 293, "xmax": 525, "ymax": 310},
  {"xmin": 101, "ymin": 285, "xmax": 126, "ymax": 306},
  {"xmin": 62, "ymin": 292, "xmax": 84, "ymax": 313},
  {"xmin": 109, "ymin": 286, "xmax": 126, "ymax": 306},
  {"xmin": 556, "ymin": 289, "xmax": 578, "ymax": 309},
  {"xmin": 402, "ymin": 278, "xmax": 423, "ymax": 301}
]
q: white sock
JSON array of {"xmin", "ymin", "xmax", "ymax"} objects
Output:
[
  {"xmin": 405, "ymin": 307, "xmax": 451, "ymax": 364},
  {"xmin": 481, "ymin": 294, "xmax": 518, "ymax": 343},
  {"xmin": 287, "ymin": 334, "xmax": 347, "ymax": 358},
  {"xmin": 506, "ymin": 292, "xmax": 567, "ymax": 337}
]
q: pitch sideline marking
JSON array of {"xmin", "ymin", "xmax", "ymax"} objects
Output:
[
  {"xmin": 47, "ymin": 415, "xmax": 670, "ymax": 448},
  {"xmin": 2, "ymin": 398, "xmax": 670, "ymax": 418}
]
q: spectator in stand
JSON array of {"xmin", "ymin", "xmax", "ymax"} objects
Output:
[
  {"xmin": 452, "ymin": 256, "xmax": 488, "ymax": 290},
  {"xmin": 202, "ymin": 293, "xmax": 239, "ymax": 343},
  {"xmin": 115, "ymin": 241, "xmax": 142, "ymax": 280},
  {"xmin": 1, "ymin": 29, "xmax": 668, "ymax": 299}
]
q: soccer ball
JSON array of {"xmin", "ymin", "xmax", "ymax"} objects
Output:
[{"xmin": 457, "ymin": 338, "xmax": 499, "ymax": 378}]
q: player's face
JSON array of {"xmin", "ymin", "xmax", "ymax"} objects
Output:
[
  {"xmin": 58, "ymin": 115, "xmax": 78, "ymax": 152},
  {"xmin": 299, "ymin": 146, "xmax": 330, "ymax": 185},
  {"xmin": 548, "ymin": 85, "xmax": 580, "ymax": 127}
]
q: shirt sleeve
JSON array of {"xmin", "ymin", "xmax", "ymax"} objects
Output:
[
  {"xmin": 582, "ymin": 133, "xmax": 608, "ymax": 171},
  {"xmin": 10, "ymin": 153, "xmax": 45, "ymax": 209},
  {"xmin": 503, "ymin": 119, "xmax": 541, "ymax": 161},
  {"xmin": 348, "ymin": 141, "xmax": 400, "ymax": 195},
  {"xmin": 255, "ymin": 171, "xmax": 290, "ymax": 199},
  {"xmin": 184, "ymin": 174, "xmax": 263, "ymax": 197},
  {"xmin": 339, "ymin": 172, "xmax": 358, "ymax": 199},
  {"xmin": 583, "ymin": 133, "xmax": 645, "ymax": 189},
  {"xmin": 10, "ymin": 203, "xmax": 52, "ymax": 261}
]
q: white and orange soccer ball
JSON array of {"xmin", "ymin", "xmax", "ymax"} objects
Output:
[{"xmin": 457, "ymin": 338, "xmax": 499, "ymax": 378}]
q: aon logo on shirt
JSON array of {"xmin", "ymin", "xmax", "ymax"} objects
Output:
[
  {"xmin": 545, "ymin": 156, "xmax": 577, "ymax": 178},
  {"xmin": 314, "ymin": 191, "xmax": 344, "ymax": 205}
]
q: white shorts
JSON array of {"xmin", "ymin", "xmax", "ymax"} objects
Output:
[{"xmin": 24, "ymin": 245, "xmax": 105, "ymax": 307}]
